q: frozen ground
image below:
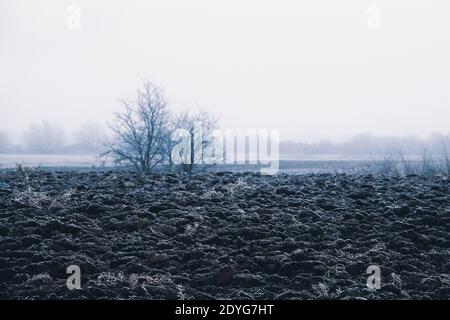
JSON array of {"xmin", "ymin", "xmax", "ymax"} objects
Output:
[
  {"xmin": 0, "ymin": 170, "xmax": 449, "ymax": 299},
  {"xmin": 0, "ymin": 154, "xmax": 395, "ymax": 174}
]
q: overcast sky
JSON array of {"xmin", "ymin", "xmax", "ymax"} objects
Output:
[{"xmin": 1, "ymin": 0, "xmax": 449, "ymax": 142}]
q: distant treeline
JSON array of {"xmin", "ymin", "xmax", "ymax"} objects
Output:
[
  {"xmin": 0, "ymin": 121, "xmax": 109, "ymax": 154},
  {"xmin": 281, "ymin": 133, "xmax": 450, "ymax": 156},
  {"xmin": 1, "ymin": 124, "xmax": 449, "ymax": 157}
]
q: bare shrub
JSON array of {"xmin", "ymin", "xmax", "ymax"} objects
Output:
[
  {"xmin": 390, "ymin": 273, "xmax": 403, "ymax": 288},
  {"xmin": 13, "ymin": 190, "xmax": 51, "ymax": 209},
  {"xmin": 26, "ymin": 273, "xmax": 53, "ymax": 283},
  {"xmin": 202, "ymin": 188, "xmax": 224, "ymax": 200},
  {"xmin": 372, "ymin": 154, "xmax": 399, "ymax": 175},
  {"xmin": 13, "ymin": 188, "xmax": 75, "ymax": 210},
  {"xmin": 176, "ymin": 284, "xmax": 187, "ymax": 300},
  {"xmin": 96, "ymin": 272, "xmax": 126, "ymax": 287},
  {"xmin": 420, "ymin": 147, "xmax": 438, "ymax": 176},
  {"xmin": 223, "ymin": 177, "xmax": 251, "ymax": 195},
  {"xmin": 399, "ymin": 152, "xmax": 417, "ymax": 175},
  {"xmin": 13, "ymin": 165, "xmax": 76, "ymax": 209},
  {"xmin": 312, "ymin": 282, "xmax": 330, "ymax": 298},
  {"xmin": 99, "ymin": 272, "xmax": 188, "ymax": 299},
  {"xmin": 371, "ymin": 146, "xmax": 450, "ymax": 177}
]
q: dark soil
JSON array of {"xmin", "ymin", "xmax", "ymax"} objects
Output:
[{"xmin": 0, "ymin": 170, "xmax": 449, "ymax": 299}]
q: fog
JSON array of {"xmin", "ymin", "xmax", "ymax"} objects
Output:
[{"xmin": 1, "ymin": 0, "xmax": 449, "ymax": 144}]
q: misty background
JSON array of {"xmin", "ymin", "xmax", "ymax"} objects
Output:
[{"xmin": 1, "ymin": 0, "xmax": 449, "ymax": 158}]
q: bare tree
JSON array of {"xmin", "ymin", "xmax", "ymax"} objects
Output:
[
  {"xmin": 160, "ymin": 117, "xmax": 178, "ymax": 170},
  {"xmin": 197, "ymin": 109, "xmax": 220, "ymax": 163},
  {"xmin": 24, "ymin": 122, "xmax": 65, "ymax": 153},
  {"xmin": 106, "ymin": 80, "xmax": 169, "ymax": 173},
  {"xmin": 173, "ymin": 111, "xmax": 196, "ymax": 173},
  {"xmin": 75, "ymin": 122, "xmax": 108, "ymax": 153},
  {"xmin": 173, "ymin": 109, "xmax": 219, "ymax": 173}
]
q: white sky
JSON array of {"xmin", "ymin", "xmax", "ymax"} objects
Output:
[{"xmin": 1, "ymin": 0, "xmax": 449, "ymax": 142}]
